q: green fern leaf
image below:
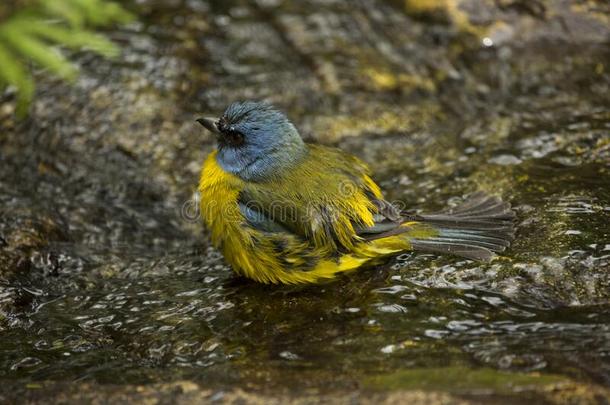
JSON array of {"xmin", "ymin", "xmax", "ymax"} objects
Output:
[
  {"xmin": 66, "ymin": 0, "xmax": 134, "ymax": 26},
  {"xmin": 0, "ymin": 42, "xmax": 34, "ymax": 114},
  {"xmin": 22, "ymin": 20, "xmax": 119, "ymax": 58},
  {"xmin": 0, "ymin": 0, "xmax": 133, "ymax": 116},
  {"xmin": 2, "ymin": 24, "xmax": 78, "ymax": 80},
  {"xmin": 40, "ymin": 0, "xmax": 86, "ymax": 27}
]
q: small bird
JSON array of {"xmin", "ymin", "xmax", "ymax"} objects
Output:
[{"xmin": 197, "ymin": 101, "xmax": 515, "ymax": 285}]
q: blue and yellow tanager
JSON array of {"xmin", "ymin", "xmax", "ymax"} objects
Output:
[{"xmin": 197, "ymin": 101, "xmax": 514, "ymax": 285}]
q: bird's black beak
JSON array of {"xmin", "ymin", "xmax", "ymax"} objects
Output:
[{"xmin": 196, "ymin": 117, "xmax": 220, "ymax": 134}]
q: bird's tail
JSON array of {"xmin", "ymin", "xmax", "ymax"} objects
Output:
[{"xmin": 408, "ymin": 192, "xmax": 515, "ymax": 261}]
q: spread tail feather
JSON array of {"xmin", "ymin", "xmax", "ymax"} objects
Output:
[{"xmin": 409, "ymin": 192, "xmax": 515, "ymax": 261}]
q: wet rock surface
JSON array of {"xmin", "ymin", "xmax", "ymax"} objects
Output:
[{"xmin": 0, "ymin": 0, "xmax": 609, "ymax": 403}]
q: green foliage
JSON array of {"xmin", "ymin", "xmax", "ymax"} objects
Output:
[{"xmin": 0, "ymin": 0, "xmax": 133, "ymax": 115}]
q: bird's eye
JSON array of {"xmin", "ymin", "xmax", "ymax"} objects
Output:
[{"xmin": 224, "ymin": 127, "xmax": 245, "ymax": 145}]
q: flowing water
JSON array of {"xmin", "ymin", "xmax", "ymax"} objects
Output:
[{"xmin": 0, "ymin": 0, "xmax": 609, "ymax": 402}]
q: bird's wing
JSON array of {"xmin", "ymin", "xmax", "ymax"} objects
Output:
[
  {"xmin": 238, "ymin": 202, "xmax": 291, "ymax": 233},
  {"xmin": 238, "ymin": 144, "xmax": 403, "ymax": 253}
]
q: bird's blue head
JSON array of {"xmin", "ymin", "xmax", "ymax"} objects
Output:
[{"xmin": 197, "ymin": 101, "xmax": 307, "ymax": 181}]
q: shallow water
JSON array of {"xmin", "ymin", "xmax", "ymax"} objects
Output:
[{"xmin": 1, "ymin": 0, "xmax": 609, "ymax": 401}]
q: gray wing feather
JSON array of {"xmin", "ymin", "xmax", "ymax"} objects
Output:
[{"xmin": 239, "ymin": 203, "xmax": 290, "ymax": 233}]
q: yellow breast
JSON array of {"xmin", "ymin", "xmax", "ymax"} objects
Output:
[{"xmin": 198, "ymin": 151, "xmax": 244, "ymax": 247}]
